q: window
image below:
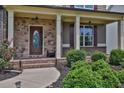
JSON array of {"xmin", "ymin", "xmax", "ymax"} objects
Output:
[
  {"xmin": 74, "ymin": 5, "xmax": 94, "ymax": 10},
  {"xmin": 80, "ymin": 25, "xmax": 94, "ymax": 47},
  {"xmin": 84, "ymin": 5, "xmax": 94, "ymax": 9},
  {"xmin": 33, "ymin": 30, "xmax": 40, "ymax": 48},
  {"xmin": 75, "ymin": 5, "xmax": 84, "ymax": 9}
]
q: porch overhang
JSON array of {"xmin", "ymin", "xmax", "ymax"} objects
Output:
[{"xmin": 4, "ymin": 5, "xmax": 124, "ymax": 25}]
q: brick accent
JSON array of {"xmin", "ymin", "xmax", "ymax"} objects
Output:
[
  {"xmin": 10, "ymin": 58, "xmax": 68, "ymax": 69},
  {"xmin": 10, "ymin": 58, "xmax": 57, "ymax": 69},
  {"xmin": 62, "ymin": 47, "xmax": 106, "ymax": 57},
  {"xmin": 14, "ymin": 17, "xmax": 56, "ymax": 59},
  {"xmin": 81, "ymin": 47, "xmax": 106, "ymax": 54}
]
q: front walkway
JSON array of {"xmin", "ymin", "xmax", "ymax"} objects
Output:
[{"xmin": 0, "ymin": 67, "xmax": 60, "ymax": 88}]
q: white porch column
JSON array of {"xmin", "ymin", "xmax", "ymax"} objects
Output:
[
  {"xmin": 118, "ymin": 20, "xmax": 124, "ymax": 50},
  {"xmin": 75, "ymin": 16, "xmax": 80, "ymax": 50},
  {"xmin": 56, "ymin": 14, "xmax": 61, "ymax": 58},
  {"xmin": 8, "ymin": 10, "xmax": 14, "ymax": 48}
]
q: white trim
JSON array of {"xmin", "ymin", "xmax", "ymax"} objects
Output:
[
  {"xmin": 75, "ymin": 15, "xmax": 80, "ymax": 50},
  {"xmin": 62, "ymin": 44, "xmax": 70, "ymax": 48},
  {"xmin": 56, "ymin": 14, "xmax": 62, "ymax": 58},
  {"xmin": 97, "ymin": 43, "xmax": 106, "ymax": 47},
  {"xmin": 14, "ymin": 10, "xmax": 57, "ymax": 15},
  {"xmin": 14, "ymin": 9, "xmax": 120, "ymax": 21},
  {"xmin": 8, "ymin": 10, "xmax": 14, "ymax": 48},
  {"xmin": 28, "ymin": 25, "xmax": 44, "ymax": 56}
]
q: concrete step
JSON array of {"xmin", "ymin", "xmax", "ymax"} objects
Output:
[
  {"xmin": 10, "ymin": 58, "xmax": 57, "ymax": 69},
  {"xmin": 22, "ymin": 63, "xmax": 56, "ymax": 69}
]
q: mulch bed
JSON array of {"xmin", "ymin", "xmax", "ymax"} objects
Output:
[
  {"xmin": 0, "ymin": 70, "xmax": 21, "ymax": 81},
  {"xmin": 120, "ymin": 84, "xmax": 124, "ymax": 88},
  {"xmin": 110, "ymin": 64, "xmax": 122, "ymax": 71},
  {"xmin": 47, "ymin": 63, "xmax": 124, "ymax": 88},
  {"xmin": 47, "ymin": 64, "xmax": 70, "ymax": 88}
]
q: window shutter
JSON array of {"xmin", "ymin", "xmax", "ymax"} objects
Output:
[
  {"xmin": 70, "ymin": 5, "xmax": 74, "ymax": 8},
  {"xmin": 94, "ymin": 5, "xmax": 97, "ymax": 11},
  {"xmin": 70, "ymin": 24, "xmax": 74, "ymax": 48},
  {"xmin": 94, "ymin": 26, "xmax": 97, "ymax": 47}
]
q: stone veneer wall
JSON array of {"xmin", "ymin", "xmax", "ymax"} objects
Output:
[{"xmin": 14, "ymin": 17, "xmax": 56, "ymax": 58}]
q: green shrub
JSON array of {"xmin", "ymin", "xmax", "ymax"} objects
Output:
[
  {"xmin": 62, "ymin": 60, "xmax": 121, "ymax": 88},
  {"xmin": 0, "ymin": 40, "xmax": 16, "ymax": 61},
  {"xmin": 120, "ymin": 62, "xmax": 124, "ymax": 68},
  {"xmin": 62, "ymin": 66, "xmax": 102, "ymax": 88},
  {"xmin": 109, "ymin": 49, "xmax": 124, "ymax": 65},
  {"xmin": 0, "ymin": 58, "xmax": 9, "ymax": 71},
  {"xmin": 91, "ymin": 51, "xmax": 107, "ymax": 62},
  {"xmin": 92, "ymin": 60, "xmax": 120, "ymax": 88},
  {"xmin": 71, "ymin": 60, "xmax": 91, "ymax": 71},
  {"xmin": 96, "ymin": 69, "xmax": 120, "ymax": 88},
  {"xmin": 66, "ymin": 49, "xmax": 86, "ymax": 67},
  {"xmin": 116, "ymin": 70, "xmax": 124, "ymax": 83},
  {"xmin": 92, "ymin": 59, "xmax": 110, "ymax": 71}
]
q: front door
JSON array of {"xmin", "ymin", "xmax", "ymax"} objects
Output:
[{"xmin": 30, "ymin": 26, "xmax": 43, "ymax": 55}]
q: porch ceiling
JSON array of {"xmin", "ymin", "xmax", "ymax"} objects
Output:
[
  {"xmin": 4, "ymin": 5, "xmax": 124, "ymax": 24},
  {"xmin": 15, "ymin": 12, "xmax": 56, "ymax": 20},
  {"xmin": 62, "ymin": 16, "xmax": 115, "ymax": 25}
]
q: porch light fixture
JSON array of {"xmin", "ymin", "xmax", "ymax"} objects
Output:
[
  {"xmin": 32, "ymin": 16, "xmax": 39, "ymax": 20},
  {"xmin": 88, "ymin": 21, "xmax": 91, "ymax": 25},
  {"xmin": 35, "ymin": 16, "xmax": 39, "ymax": 20}
]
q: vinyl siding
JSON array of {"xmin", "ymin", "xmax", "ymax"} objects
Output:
[{"xmin": 106, "ymin": 5, "xmax": 124, "ymax": 54}]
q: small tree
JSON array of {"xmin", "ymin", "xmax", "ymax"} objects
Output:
[{"xmin": 0, "ymin": 40, "xmax": 16, "ymax": 73}]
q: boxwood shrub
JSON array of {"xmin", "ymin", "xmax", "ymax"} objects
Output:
[
  {"xmin": 66, "ymin": 49, "xmax": 86, "ymax": 67},
  {"xmin": 92, "ymin": 59, "xmax": 110, "ymax": 71},
  {"xmin": 116, "ymin": 70, "xmax": 124, "ymax": 83},
  {"xmin": 91, "ymin": 51, "xmax": 107, "ymax": 62},
  {"xmin": 62, "ymin": 66, "xmax": 102, "ymax": 88},
  {"xmin": 109, "ymin": 49, "xmax": 124, "ymax": 65},
  {"xmin": 96, "ymin": 68, "xmax": 120, "ymax": 88},
  {"xmin": 71, "ymin": 60, "xmax": 91, "ymax": 71},
  {"xmin": 62, "ymin": 60, "xmax": 121, "ymax": 88},
  {"xmin": 92, "ymin": 59, "xmax": 120, "ymax": 88},
  {"xmin": 120, "ymin": 62, "xmax": 124, "ymax": 68}
]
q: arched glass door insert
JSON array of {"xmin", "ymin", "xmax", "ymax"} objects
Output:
[
  {"xmin": 33, "ymin": 30, "xmax": 40, "ymax": 48},
  {"xmin": 30, "ymin": 26, "xmax": 43, "ymax": 55}
]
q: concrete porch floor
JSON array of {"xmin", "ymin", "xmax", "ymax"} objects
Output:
[{"xmin": 0, "ymin": 67, "xmax": 60, "ymax": 88}]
